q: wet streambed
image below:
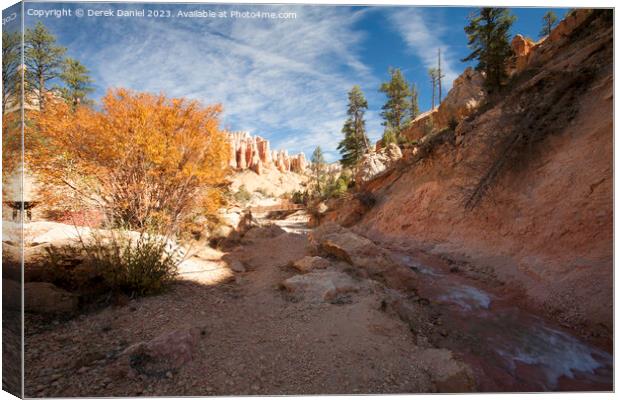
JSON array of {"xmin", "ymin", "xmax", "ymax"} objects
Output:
[{"xmin": 389, "ymin": 250, "xmax": 613, "ymax": 392}]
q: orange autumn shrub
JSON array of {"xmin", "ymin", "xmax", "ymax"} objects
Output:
[
  {"xmin": 2, "ymin": 111, "xmax": 22, "ymax": 181},
  {"xmin": 29, "ymin": 88, "xmax": 230, "ymax": 232}
]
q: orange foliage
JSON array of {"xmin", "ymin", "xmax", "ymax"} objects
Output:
[
  {"xmin": 28, "ymin": 88, "xmax": 230, "ymax": 231},
  {"xmin": 2, "ymin": 111, "xmax": 22, "ymax": 180}
]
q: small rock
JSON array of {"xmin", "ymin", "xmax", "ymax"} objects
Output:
[
  {"xmin": 291, "ymin": 256, "xmax": 330, "ymax": 273},
  {"xmin": 25, "ymin": 282, "xmax": 78, "ymax": 314},
  {"xmin": 230, "ymin": 260, "xmax": 246, "ymax": 273},
  {"xmin": 281, "ymin": 271, "xmax": 359, "ymax": 302}
]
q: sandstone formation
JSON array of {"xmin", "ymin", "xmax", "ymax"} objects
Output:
[
  {"xmin": 327, "ymin": 10, "xmax": 612, "ymax": 342},
  {"xmin": 508, "ymin": 9, "xmax": 595, "ymax": 77},
  {"xmin": 355, "ymin": 143, "xmax": 403, "ymax": 185},
  {"xmin": 228, "ymin": 131, "xmax": 307, "ymax": 174},
  {"xmin": 508, "ymin": 34, "xmax": 538, "ymax": 75},
  {"xmin": 401, "ymin": 66, "xmax": 485, "ymax": 142},
  {"xmin": 401, "ymin": 11, "xmax": 596, "ymax": 144}
]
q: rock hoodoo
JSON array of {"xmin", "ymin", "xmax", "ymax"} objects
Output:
[{"xmin": 228, "ymin": 131, "xmax": 307, "ymax": 175}]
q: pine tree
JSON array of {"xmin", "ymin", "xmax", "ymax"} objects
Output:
[
  {"xmin": 409, "ymin": 83, "xmax": 419, "ymax": 121},
  {"xmin": 24, "ymin": 21, "xmax": 66, "ymax": 109},
  {"xmin": 379, "ymin": 67, "xmax": 411, "ymax": 135},
  {"xmin": 462, "ymin": 8, "xmax": 516, "ymax": 92},
  {"xmin": 428, "ymin": 68, "xmax": 439, "ymax": 110},
  {"xmin": 2, "ymin": 31, "xmax": 21, "ymax": 111},
  {"xmin": 540, "ymin": 11, "xmax": 558, "ymax": 38},
  {"xmin": 311, "ymin": 146, "xmax": 326, "ymax": 196},
  {"xmin": 58, "ymin": 58, "xmax": 94, "ymax": 109},
  {"xmin": 338, "ymin": 85, "xmax": 370, "ymax": 168},
  {"xmin": 437, "ymin": 48, "xmax": 445, "ymax": 103}
]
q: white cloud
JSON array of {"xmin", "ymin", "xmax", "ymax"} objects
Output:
[
  {"xmin": 77, "ymin": 5, "xmax": 379, "ymax": 162},
  {"xmin": 387, "ymin": 8, "xmax": 460, "ymax": 92}
]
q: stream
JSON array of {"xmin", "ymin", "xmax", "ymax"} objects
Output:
[
  {"xmin": 256, "ymin": 207, "xmax": 612, "ymax": 392},
  {"xmin": 390, "ymin": 250, "xmax": 613, "ymax": 391}
]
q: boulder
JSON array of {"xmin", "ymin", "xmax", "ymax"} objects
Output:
[
  {"xmin": 291, "ymin": 256, "xmax": 330, "ymax": 273},
  {"xmin": 24, "ymin": 282, "xmax": 78, "ymax": 314},
  {"xmin": 109, "ymin": 326, "xmax": 204, "ymax": 378},
  {"xmin": 281, "ymin": 271, "xmax": 358, "ymax": 302},
  {"xmin": 355, "ymin": 143, "xmax": 403, "ymax": 185},
  {"xmin": 243, "ymin": 224, "xmax": 286, "ymax": 241},
  {"xmin": 312, "ymin": 222, "xmax": 383, "ymax": 268},
  {"xmin": 311, "ymin": 223, "xmax": 417, "ymax": 290}
]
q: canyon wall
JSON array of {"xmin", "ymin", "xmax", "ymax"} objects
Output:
[
  {"xmin": 400, "ymin": 67, "xmax": 485, "ymax": 143},
  {"xmin": 334, "ymin": 10, "xmax": 613, "ymax": 343},
  {"xmin": 228, "ymin": 132, "xmax": 307, "ymax": 175}
]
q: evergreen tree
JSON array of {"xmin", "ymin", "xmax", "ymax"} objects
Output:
[
  {"xmin": 24, "ymin": 21, "xmax": 66, "ymax": 109},
  {"xmin": 310, "ymin": 146, "xmax": 326, "ymax": 195},
  {"xmin": 338, "ymin": 85, "xmax": 370, "ymax": 168},
  {"xmin": 540, "ymin": 11, "xmax": 558, "ymax": 38},
  {"xmin": 2, "ymin": 31, "xmax": 21, "ymax": 111},
  {"xmin": 436, "ymin": 48, "xmax": 445, "ymax": 103},
  {"xmin": 462, "ymin": 8, "xmax": 516, "ymax": 92},
  {"xmin": 379, "ymin": 68, "xmax": 410, "ymax": 135},
  {"xmin": 409, "ymin": 83, "xmax": 419, "ymax": 121},
  {"xmin": 381, "ymin": 126, "xmax": 398, "ymax": 146},
  {"xmin": 428, "ymin": 68, "xmax": 439, "ymax": 110},
  {"xmin": 58, "ymin": 58, "xmax": 94, "ymax": 109}
]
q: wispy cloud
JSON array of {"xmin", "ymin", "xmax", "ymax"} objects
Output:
[
  {"xmin": 64, "ymin": 5, "xmax": 379, "ymax": 162},
  {"xmin": 387, "ymin": 8, "xmax": 460, "ymax": 92}
]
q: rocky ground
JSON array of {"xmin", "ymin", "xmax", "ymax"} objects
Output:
[
  {"xmin": 22, "ymin": 216, "xmax": 475, "ymax": 397},
  {"xmin": 21, "ymin": 211, "xmax": 613, "ymax": 396}
]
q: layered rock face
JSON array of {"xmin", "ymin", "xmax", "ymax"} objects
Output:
[
  {"xmin": 228, "ymin": 131, "xmax": 307, "ymax": 174},
  {"xmin": 508, "ymin": 10, "xmax": 595, "ymax": 77},
  {"xmin": 327, "ymin": 10, "xmax": 613, "ymax": 342}
]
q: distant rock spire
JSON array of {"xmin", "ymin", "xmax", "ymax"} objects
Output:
[{"xmin": 227, "ymin": 132, "xmax": 307, "ymax": 175}]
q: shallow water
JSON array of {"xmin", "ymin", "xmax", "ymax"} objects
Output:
[{"xmin": 389, "ymin": 249, "xmax": 613, "ymax": 391}]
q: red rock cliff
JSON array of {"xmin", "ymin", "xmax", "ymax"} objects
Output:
[{"xmin": 329, "ymin": 10, "xmax": 613, "ymax": 344}]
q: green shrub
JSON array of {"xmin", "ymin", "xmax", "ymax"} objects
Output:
[
  {"xmin": 324, "ymin": 174, "xmax": 350, "ymax": 199},
  {"xmin": 86, "ymin": 231, "xmax": 181, "ymax": 296},
  {"xmin": 382, "ymin": 129, "xmax": 398, "ymax": 146},
  {"xmin": 44, "ymin": 230, "xmax": 182, "ymax": 297},
  {"xmin": 291, "ymin": 190, "xmax": 309, "ymax": 205},
  {"xmin": 233, "ymin": 185, "xmax": 252, "ymax": 204}
]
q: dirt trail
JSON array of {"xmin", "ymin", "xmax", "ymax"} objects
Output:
[
  {"xmin": 24, "ymin": 217, "xmax": 468, "ymax": 397},
  {"xmin": 23, "ymin": 211, "xmax": 612, "ymax": 395}
]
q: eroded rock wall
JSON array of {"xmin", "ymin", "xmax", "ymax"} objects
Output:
[
  {"xmin": 335, "ymin": 10, "xmax": 613, "ymax": 342},
  {"xmin": 228, "ymin": 131, "xmax": 307, "ymax": 174}
]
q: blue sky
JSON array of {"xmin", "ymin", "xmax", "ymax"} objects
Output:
[{"xmin": 22, "ymin": 2, "xmax": 568, "ymax": 161}]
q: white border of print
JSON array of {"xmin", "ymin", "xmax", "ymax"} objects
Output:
[{"xmin": 0, "ymin": 1, "xmax": 616, "ymax": 400}]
